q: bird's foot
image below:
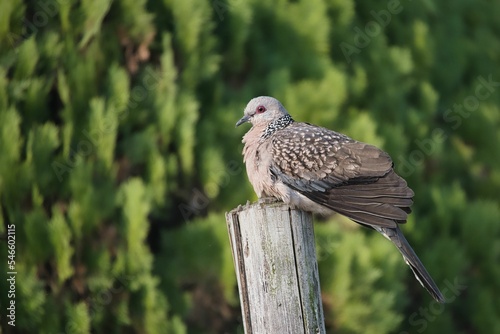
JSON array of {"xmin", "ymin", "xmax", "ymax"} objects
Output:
[{"xmin": 258, "ymin": 197, "xmax": 281, "ymax": 205}]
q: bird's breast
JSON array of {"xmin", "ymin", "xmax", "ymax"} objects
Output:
[{"xmin": 242, "ymin": 128, "xmax": 276, "ymax": 198}]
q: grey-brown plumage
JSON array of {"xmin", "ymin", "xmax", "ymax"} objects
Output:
[{"xmin": 236, "ymin": 96, "xmax": 445, "ymax": 303}]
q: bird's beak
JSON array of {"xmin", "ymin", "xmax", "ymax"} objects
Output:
[{"xmin": 236, "ymin": 115, "xmax": 250, "ymax": 127}]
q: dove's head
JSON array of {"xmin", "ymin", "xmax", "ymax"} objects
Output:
[{"xmin": 236, "ymin": 96, "xmax": 290, "ymax": 127}]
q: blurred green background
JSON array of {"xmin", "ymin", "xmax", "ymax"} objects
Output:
[{"xmin": 1, "ymin": 0, "xmax": 499, "ymax": 333}]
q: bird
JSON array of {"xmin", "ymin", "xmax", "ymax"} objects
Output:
[{"xmin": 236, "ymin": 96, "xmax": 445, "ymax": 303}]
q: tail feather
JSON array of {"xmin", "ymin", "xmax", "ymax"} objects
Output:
[{"xmin": 379, "ymin": 227, "xmax": 445, "ymax": 303}]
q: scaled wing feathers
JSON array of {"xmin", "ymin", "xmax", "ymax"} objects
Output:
[{"xmin": 270, "ymin": 123, "xmax": 414, "ymax": 227}]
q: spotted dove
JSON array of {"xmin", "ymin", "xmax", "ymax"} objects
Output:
[{"xmin": 236, "ymin": 96, "xmax": 445, "ymax": 303}]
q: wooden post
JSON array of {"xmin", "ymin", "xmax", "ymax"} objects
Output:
[{"xmin": 226, "ymin": 200, "xmax": 326, "ymax": 334}]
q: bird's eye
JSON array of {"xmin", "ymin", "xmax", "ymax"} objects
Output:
[{"xmin": 256, "ymin": 105, "xmax": 266, "ymax": 114}]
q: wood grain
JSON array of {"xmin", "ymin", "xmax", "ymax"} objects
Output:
[{"xmin": 226, "ymin": 201, "xmax": 325, "ymax": 334}]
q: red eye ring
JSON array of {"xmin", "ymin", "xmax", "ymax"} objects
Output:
[{"xmin": 256, "ymin": 105, "xmax": 266, "ymax": 114}]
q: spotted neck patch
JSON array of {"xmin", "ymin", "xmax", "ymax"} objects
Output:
[{"xmin": 261, "ymin": 114, "xmax": 294, "ymax": 139}]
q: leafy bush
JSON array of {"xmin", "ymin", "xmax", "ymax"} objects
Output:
[{"xmin": 1, "ymin": 0, "xmax": 499, "ymax": 333}]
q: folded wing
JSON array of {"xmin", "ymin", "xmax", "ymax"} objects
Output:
[{"xmin": 270, "ymin": 123, "xmax": 414, "ymax": 228}]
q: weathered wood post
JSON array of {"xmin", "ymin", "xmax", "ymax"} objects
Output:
[{"xmin": 225, "ymin": 200, "xmax": 326, "ymax": 334}]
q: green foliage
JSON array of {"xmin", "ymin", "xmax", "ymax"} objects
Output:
[
  {"xmin": 1, "ymin": 0, "xmax": 499, "ymax": 333},
  {"xmin": 118, "ymin": 179, "xmax": 152, "ymax": 275},
  {"xmin": 49, "ymin": 207, "xmax": 74, "ymax": 283},
  {"xmin": 155, "ymin": 213, "xmax": 238, "ymax": 333},
  {"xmin": 316, "ymin": 218, "xmax": 405, "ymax": 333},
  {"xmin": 66, "ymin": 302, "xmax": 91, "ymax": 334}
]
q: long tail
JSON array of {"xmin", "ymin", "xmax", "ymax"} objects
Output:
[{"xmin": 379, "ymin": 227, "xmax": 445, "ymax": 303}]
